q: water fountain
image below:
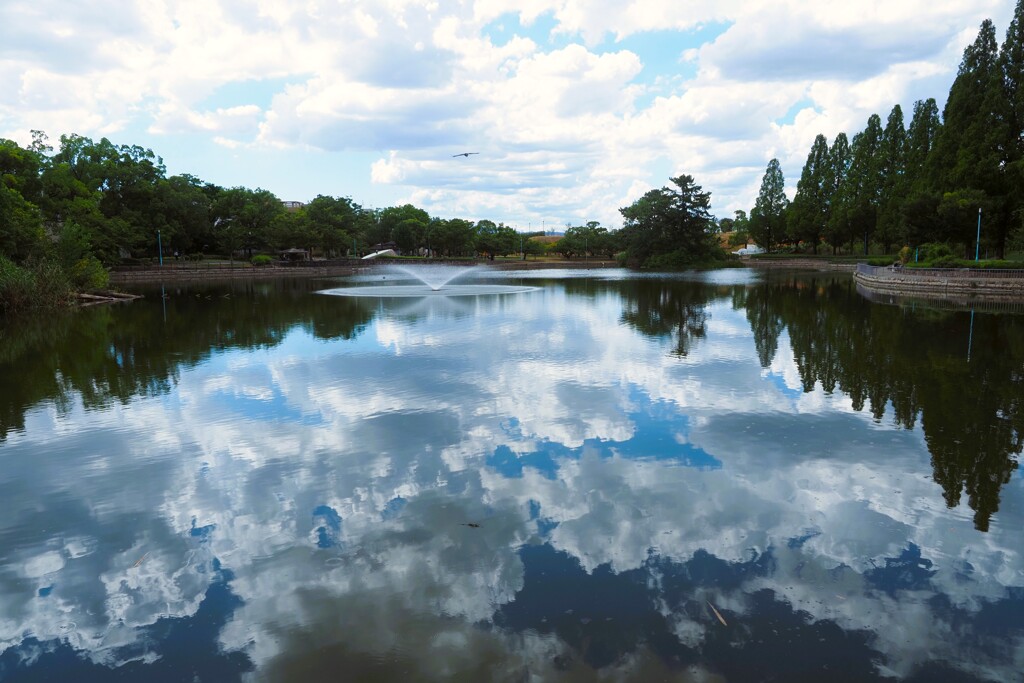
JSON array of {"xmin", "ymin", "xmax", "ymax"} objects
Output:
[{"xmin": 319, "ymin": 264, "xmax": 536, "ymax": 298}]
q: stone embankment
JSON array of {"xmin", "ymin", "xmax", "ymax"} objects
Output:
[
  {"xmin": 109, "ymin": 261, "xmax": 371, "ymax": 283},
  {"xmin": 108, "ymin": 259, "xmax": 618, "ymax": 283},
  {"xmin": 853, "ymin": 263, "xmax": 1024, "ymax": 299},
  {"xmin": 741, "ymin": 257, "xmax": 857, "ymax": 272}
]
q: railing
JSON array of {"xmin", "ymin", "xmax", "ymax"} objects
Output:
[{"xmin": 855, "ymin": 263, "xmax": 1024, "ymax": 279}]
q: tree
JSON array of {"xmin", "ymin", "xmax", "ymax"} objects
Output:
[
  {"xmin": 749, "ymin": 159, "xmax": 787, "ymax": 252},
  {"xmin": 906, "ymin": 99, "xmax": 941, "ymax": 180},
  {"xmin": 823, "ymin": 133, "xmax": 852, "ymax": 253},
  {"xmin": 151, "ymin": 174, "xmax": 214, "ymax": 255},
  {"xmin": 475, "ymin": 220, "xmax": 517, "ymax": 260},
  {"xmin": 843, "ymin": 114, "xmax": 885, "ymax": 254},
  {"xmin": 876, "ymin": 104, "xmax": 908, "ymax": 253},
  {"xmin": 1000, "ymin": 2, "xmax": 1024, "ymax": 257},
  {"xmin": 788, "ymin": 134, "xmax": 830, "ymax": 253},
  {"xmin": 0, "ymin": 183, "xmax": 44, "ymax": 262},
  {"xmin": 304, "ymin": 195, "xmax": 358, "ymax": 257},
  {"xmin": 430, "ymin": 218, "xmax": 476, "ymax": 257},
  {"xmin": 928, "ymin": 19, "xmax": 1010, "ymax": 255},
  {"xmin": 213, "ymin": 187, "xmax": 284, "ymax": 259},
  {"xmin": 378, "ymin": 204, "xmax": 429, "ymax": 249},
  {"xmin": 557, "ymin": 221, "xmax": 614, "ymax": 259},
  {"xmin": 393, "ymin": 218, "xmax": 426, "ymax": 254},
  {"xmin": 619, "ymin": 175, "xmax": 718, "ymax": 267}
]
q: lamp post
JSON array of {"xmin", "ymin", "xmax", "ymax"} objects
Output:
[
  {"xmin": 975, "ymin": 207, "xmax": 982, "ymax": 262},
  {"xmin": 157, "ymin": 229, "xmax": 163, "ymax": 266}
]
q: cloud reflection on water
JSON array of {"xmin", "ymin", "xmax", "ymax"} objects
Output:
[{"xmin": 0, "ymin": 273, "xmax": 1021, "ymax": 681}]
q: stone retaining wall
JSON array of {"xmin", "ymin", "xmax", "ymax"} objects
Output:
[
  {"xmin": 109, "ymin": 264, "xmax": 373, "ymax": 282},
  {"xmin": 108, "ymin": 259, "xmax": 618, "ymax": 283},
  {"xmin": 854, "ymin": 265, "xmax": 1024, "ymax": 299},
  {"xmin": 743, "ymin": 258, "xmax": 857, "ymax": 271}
]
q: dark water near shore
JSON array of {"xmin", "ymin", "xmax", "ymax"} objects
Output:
[{"xmin": 0, "ymin": 268, "xmax": 1022, "ymax": 682}]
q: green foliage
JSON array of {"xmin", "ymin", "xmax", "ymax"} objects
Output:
[
  {"xmin": 919, "ymin": 242, "xmax": 955, "ymax": 261},
  {"xmin": 876, "ymin": 104, "xmax": 909, "ymax": 253},
  {"xmin": 727, "ymin": 231, "xmax": 750, "ymax": 248},
  {"xmin": 0, "ymin": 183, "xmax": 45, "ymax": 261},
  {"xmin": 69, "ymin": 256, "xmax": 110, "ymax": 290},
  {"xmin": 789, "ymin": 135, "xmax": 830, "ymax": 253},
  {"xmin": 251, "ymin": 254, "xmax": 273, "ymax": 266},
  {"xmin": 0, "ymin": 256, "xmax": 72, "ymax": 315},
  {"xmin": 782, "ymin": 6, "xmax": 1022, "ymax": 259},
  {"xmin": 0, "ymin": 255, "xmax": 36, "ymax": 314},
  {"xmin": 474, "ymin": 220, "xmax": 517, "ymax": 260},
  {"xmin": 822, "ymin": 133, "xmax": 852, "ymax": 252},
  {"xmin": 619, "ymin": 175, "xmax": 720, "ymax": 267},
  {"xmin": 522, "ymin": 237, "xmax": 546, "ymax": 259},
  {"xmin": 750, "ymin": 159, "xmax": 787, "ymax": 251}
]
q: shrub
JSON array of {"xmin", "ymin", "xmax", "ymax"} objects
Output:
[
  {"xmin": 32, "ymin": 260, "xmax": 72, "ymax": 308},
  {"xmin": 919, "ymin": 243, "xmax": 954, "ymax": 262},
  {"xmin": 0, "ymin": 255, "xmax": 36, "ymax": 315},
  {"xmin": 0, "ymin": 257, "xmax": 73, "ymax": 315},
  {"xmin": 70, "ymin": 256, "xmax": 110, "ymax": 290},
  {"xmin": 251, "ymin": 254, "xmax": 273, "ymax": 266},
  {"xmin": 929, "ymin": 254, "xmax": 962, "ymax": 268},
  {"xmin": 186, "ymin": 253, "xmax": 204, "ymax": 262},
  {"xmin": 972, "ymin": 260, "xmax": 1021, "ymax": 269}
]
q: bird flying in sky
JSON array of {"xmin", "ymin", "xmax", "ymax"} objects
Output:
[{"xmin": 452, "ymin": 152, "xmax": 479, "ymax": 157}]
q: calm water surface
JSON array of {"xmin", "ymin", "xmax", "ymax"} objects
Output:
[{"xmin": 0, "ymin": 268, "xmax": 1022, "ymax": 682}]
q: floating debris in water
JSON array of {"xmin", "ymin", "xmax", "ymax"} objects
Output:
[
  {"xmin": 462, "ymin": 523, "xmax": 481, "ymax": 528},
  {"xmin": 707, "ymin": 601, "xmax": 728, "ymax": 626},
  {"xmin": 132, "ymin": 552, "xmax": 149, "ymax": 568}
]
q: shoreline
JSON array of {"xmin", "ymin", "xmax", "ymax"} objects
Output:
[
  {"xmin": 107, "ymin": 258, "xmax": 620, "ymax": 283},
  {"xmin": 106, "ymin": 258, "xmax": 1024, "ymax": 302}
]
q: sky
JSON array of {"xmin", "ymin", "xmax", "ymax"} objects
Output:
[{"xmin": 0, "ymin": 0, "xmax": 1017, "ymax": 229}]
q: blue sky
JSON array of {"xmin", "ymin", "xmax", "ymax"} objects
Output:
[{"xmin": 0, "ymin": 0, "xmax": 1016, "ymax": 227}]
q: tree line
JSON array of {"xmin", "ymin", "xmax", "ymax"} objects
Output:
[
  {"xmin": 0, "ymin": 131, "xmax": 552, "ymax": 269},
  {"xmin": 743, "ymin": 5, "xmax": 1024, "ymax": 259},
  {"xmin": 1, "ymin": 124, "xmax": 733, "ymax": 288}
]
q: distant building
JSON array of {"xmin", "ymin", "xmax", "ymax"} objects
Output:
[
  {"xmin": 279, "ymin": 248, "xmax": 310, "ymax": 261},
  {"xmin": 282, "ymin": 200, "xmax": 305, "ymax": 211}
]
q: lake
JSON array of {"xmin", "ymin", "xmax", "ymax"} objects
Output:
[{"xmin": 0, "ymin": 267, "xmax": 1022, "ymax": 682}]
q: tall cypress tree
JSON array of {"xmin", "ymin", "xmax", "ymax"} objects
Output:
[
  {"xmin": 845, "ymin": 114, "xmax": 884, "ymax": 254},
  {"xmin": 906, "ymin": 99, "xmax": 942, "ymax": 181},
  {"xmin": 928, "ymin": 19, "xmax": 1009, "ymax": 254},
  {"xmin": 789, "ymin": 134, "xmax": 830, "ymax": 253},
  {"xmin": 1001, "ymin": 2, "xmax": 1024, "ymax": 251},
  {"xmin": 876, "ymin": 105, "xmax": 908, "ymax": 253},
  {"xmin": 902, "ymin": 99, "xmax": 943, "ymax": 248},
  {"xmin": 750, "ymin": 158, "xmax": 787, "ymax": 251},
  {"xmin": 824, "ymin": 133, "xmax": 851, "ymax": 253}
]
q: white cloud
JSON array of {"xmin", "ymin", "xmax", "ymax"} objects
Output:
[{"xmin": 0, "ymin": 0, "xmax": 1018, "ymax": 219}]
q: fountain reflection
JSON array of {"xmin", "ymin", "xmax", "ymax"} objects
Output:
[{"xmin": 320, "ymin": 264, "xmax": 537, "ymax": 297}]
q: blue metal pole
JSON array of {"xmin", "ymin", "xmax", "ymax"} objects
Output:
[
  {"xmin": 157, "ymin": 230, "xmax": 163, "ymax": 266},
  {"xmin": 975, "ymin": 208, "xmax": 981, "ymax": 262}
]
